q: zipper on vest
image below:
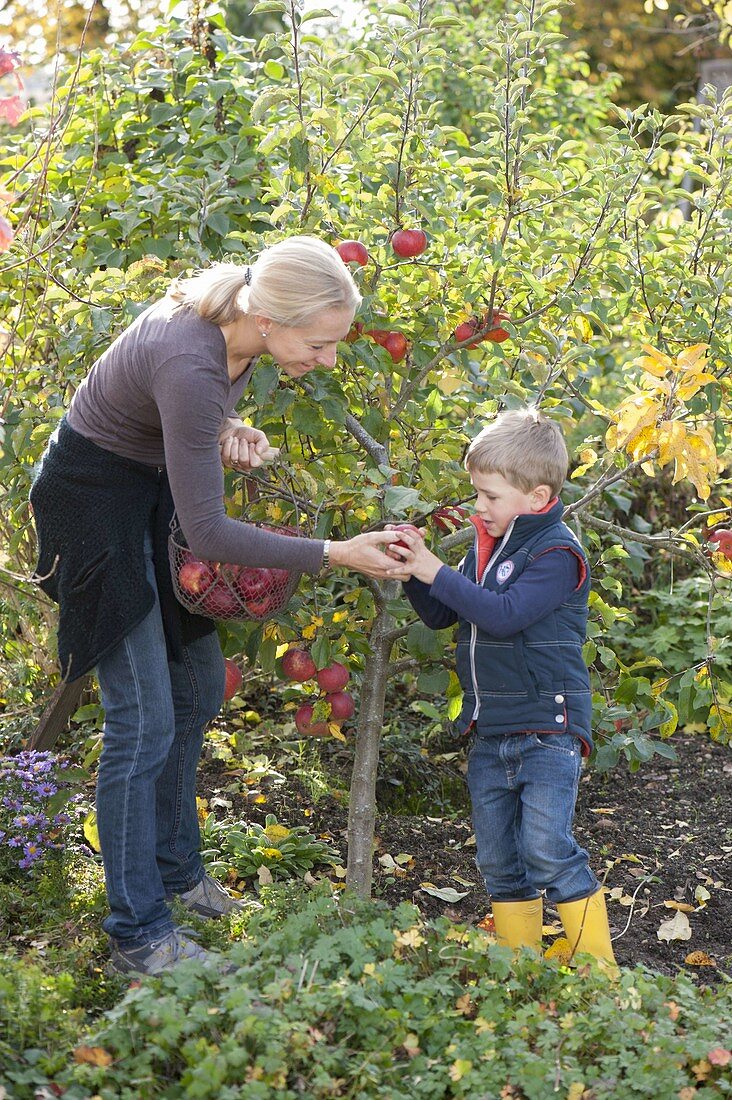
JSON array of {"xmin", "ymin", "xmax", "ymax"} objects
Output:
[{"xmin": 468, "ymin": 519, "xmax": 516, "ymax": 722}]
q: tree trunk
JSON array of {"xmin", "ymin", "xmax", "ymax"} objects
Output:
[
  {"xmin": 26, "ymin": 674, "xmax": 91, "ymax": 751},
  {"xmin": 346, "ymin": 581, "xmax": 398, "ymax": 897}
]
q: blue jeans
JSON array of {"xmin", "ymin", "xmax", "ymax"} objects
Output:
[
  {"xmin": 95, "ymin": 531, "xmax": 225, "ymax": 943},
  {"xmin": 467, "ymin": 733, "xmax": 599, "ymax": 904}
]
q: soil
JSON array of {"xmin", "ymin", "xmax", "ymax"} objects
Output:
[{"xmin": 199, "ymin": 729, "xmax": 732, "ymax": 984}]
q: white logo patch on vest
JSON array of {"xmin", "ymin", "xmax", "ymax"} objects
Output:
[{"xmin": 496, "ymin": 560, "xmax": 514, "ymax": 584}]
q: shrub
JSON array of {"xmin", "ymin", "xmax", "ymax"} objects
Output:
[{"xmin": 39, "ymin": 892, "xmax": 732, "ymax": 1100}]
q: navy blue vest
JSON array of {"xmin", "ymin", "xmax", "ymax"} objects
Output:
[{"xmin": 454, "ymin": 501, "xmax": 593, "ymax": 752}]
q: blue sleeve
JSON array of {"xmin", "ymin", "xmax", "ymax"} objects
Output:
[
  {"xmin": 402, "ymin": 577, "xmax": 459, "ymax": 630},
  {"xmin": 428, "ymin": 549, "xmax": 582, "ymax": 638}
]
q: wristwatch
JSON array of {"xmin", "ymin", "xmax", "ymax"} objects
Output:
[{"xmin": 321, "ymin": 539, "xmax": 331, "ymax": 572}]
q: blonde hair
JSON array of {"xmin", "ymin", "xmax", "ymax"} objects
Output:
[
  {"xmin": 169, "ymin": 235, "xmax": 361, "ymax": 327},
  {"xmin": 465, "ymin": 408, "xmax": 568, "ymax": 495}
]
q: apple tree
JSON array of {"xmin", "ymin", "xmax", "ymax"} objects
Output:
[{"xmin": 2, "ymin": 0, "xmax": 732, "ymax": 897}]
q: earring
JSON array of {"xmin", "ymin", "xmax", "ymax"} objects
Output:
[{"xmin": 260, "ymin": 331, "xmax": 268, "ymax": 338}]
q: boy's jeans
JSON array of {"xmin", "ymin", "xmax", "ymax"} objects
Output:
[
  {"xmin": 467, "ymin": 732, "xmax": 599, "ymax": 904},
  {"xmin": 95, "ymin": 531, "xmax": 225, "ymax": 943}
]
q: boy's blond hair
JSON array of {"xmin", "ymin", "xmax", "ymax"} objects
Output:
[{"xmin": 465, "ymin": 408, "xmax": 568, "ymax": 495}]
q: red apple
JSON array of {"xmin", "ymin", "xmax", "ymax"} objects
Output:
[
  {"xmin": 485, "ymin": 309, "xmax": 511, "ymax": 343},
  {"xmin": 325, "ymin": 690, "xmax": 355, "ymax": 722},
  {"xmin": 316, "ymin": 661, "xmax": 350, "ymax": 693},
  {"xmin": 431, "ymin": 505, "xmax": 470, "ymax": 534},
  {"xmin": 707, "ymin": 528, "xmax": 732, "ymax": 560},
  {"xmin": 201, "ymin": 577, "xmax": 241, "ymax": 618},
  {"xmin": 282, "ymin": 647, "xmax": 317, "ymax": 683},
  {"xmin": 245, "ymin": 595, "xmax": 276, "ymax": 618},
  {"xmin": 453, "ymin": 318, "xmax": 482, "ymax": 349},
  {"xmin": 178, "ymin": 559, "xmax": 215, "ymax": 597},
  {"xmin": 234, "ymin": 566, "xmax": 271, "ymax": 603},
  {"xmin": 391, "ymin": 228, "xmax": 427, "ymax": 258},
  {"xmin": 294, "ymin": 703, "xmax": 330, "ymax": 737},
  {"xmin": 454, "ymin": 310, "xmax": 512, "ymax": 347},
  {"xmin": 386, "ymin": 522, "xmax": 424, "ymax": 561},
  {"xmin": 383, "ymin": 332, "xmax": 408, "ymax": 363},
  {"xmin": 223, "ymin": 658, "xmax": 243, "ymax": 701},
  {"xmin": 336, "ymin": 239, "xmax": 369, "ymax": 266},
  {"xmin": 364, "ymin": 328, "xmax": 389, "ymax": 346}
]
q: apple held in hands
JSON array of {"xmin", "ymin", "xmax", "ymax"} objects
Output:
[
  {"xmin": 391, "ymin": 228, "xmax": 427, "ymax": 258},
  {"xmin": 336, "ymin": 239, "xmax": 369, "ymax": 266},
  {"xmin": 386, "ymin": 522, "xmax": 426, "ymax": 561}
]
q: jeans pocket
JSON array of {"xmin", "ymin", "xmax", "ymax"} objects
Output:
[{"xmin": 533, "ymin": 733, "xmax": 579, "ymax": 756}]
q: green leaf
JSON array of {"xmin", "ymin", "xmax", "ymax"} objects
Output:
[
  {"xmin": 264, "ymin": 59, "xmax": 286, "ymax": 80},
  {"xmin": 300, "ymin": 8, "xmax": 336, "ymax": 21}
]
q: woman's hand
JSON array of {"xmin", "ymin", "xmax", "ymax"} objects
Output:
[
  {"xmin": 219, "ymin": 421, "xmax": 280, "ymax": 471},
  {"xmin": 328, "ymin": 531, "xmax": 411, "ymax": 579}
]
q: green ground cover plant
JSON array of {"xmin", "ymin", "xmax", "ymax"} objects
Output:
[{"xmin": 1, "ymin": 891, "xmax": 729, "ymax": 1099}]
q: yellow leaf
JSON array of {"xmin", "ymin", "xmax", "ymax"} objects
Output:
[
  {"xmin": 639, "ymin": 343, "xmax": 674, "ymax": 375},
  {"xmin": 656, "ymin": 421, "xmax": 687, "ymax": 466},
  {"xmin": 394, "ymin": 926, "xmax": 426, "ymax": 949},
  {"xmin": 675, "ymin": 343, "xmax": 709, "ymax": 372},
  {"xmin": 614, "ymin": 395, "xmax": 659, "ymax": 449},
  {"xmin": 544, "ymin": 936, "xmax": 574, "ymax": 963},
  {"xmin": 659, "ymin": 700, "xmax": 678, "ymax": 739},
  {"xmin": 676, "ymin": 372, "xmax": 717, "ymax": 402},
  {"xmin": 567, "ymin": 1083, "xmax": 587, "ymax": 1100},
  {"xmin": 74, "ymin": 1045, "xmax": 113, "ymax": 1067},
  {"xmin": 684, "ymin": 950, "xmax": 716, "ymax": 966},
  {"xmin": 83, "ymin": 810, "xmax": 101, "ymax": 853},
  {"xmin": 449, "ymin": 1059, "xmax": 473, "ymax": 1083},
  {"xmin": 437, "ymin": 369, "xmax": 465, "ymax": 396}
]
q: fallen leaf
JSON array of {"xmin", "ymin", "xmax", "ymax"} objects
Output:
[
  {"xmin": 544, "ymin": 936, "xmax": 573, "ymax": 964},
  {"xmin": 657, "ymin": 910, "xmax": 692, "ymax": 942},
  {"xmin": 420, "ymin": 883, "xmax": 469, "ymax": 903},
  {"xmin": 694, "ymin": 885, "xmax": 711, "ymax": 907},
  {"xmin": 477, "ymin": 914, "xmax": 495, "ymax": 933},
  {"xmin": 665, "ymin": 1000, "xmax": 680, "ymax": 1021},
  {"xmin": 379, "ymin": 854, "xmax": 397, "ymax": 871},
  {"xmin": 708, "ymin": 1048, "xmax": 731, "ymax": 1066},
  {"xmin": 257, "ymin": 865, "xmax": 273, "ymax": 886},
  {"xmin": 685, "ymin": 950, "xmax": 716, "ymax": 967},
  {"xmin": 455, "ymin": 993, "xmax": 475, "ymax": 1016},
  {"xmin": 663, "ymin": 900, "xmax": 695, "ymax": 913},
  {"xmin": 73, "ymin": 1045, "xmax": 113, "ymax": 1067}
]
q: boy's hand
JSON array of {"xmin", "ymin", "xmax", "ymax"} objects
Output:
[{"xmin": 384, "ymin": 525, "xmax": 444, "ymax": 585}]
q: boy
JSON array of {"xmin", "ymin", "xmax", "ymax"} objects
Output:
[{"xmin": 391, "ymin": 408, "xmax": 615, "ymax": 963}]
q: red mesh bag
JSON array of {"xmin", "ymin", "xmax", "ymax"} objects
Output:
[{"xmin": 169, "ymin": 518, "xmax": 302, "ymax": 622}]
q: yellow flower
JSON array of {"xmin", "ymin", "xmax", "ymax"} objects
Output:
[
  {"xmin": 264, "ymin": 824, "xmax": 290, "ymax": 842},
  {"xmin": 261, "ymin": 848, "xmax": 284, "ymax": 860}
]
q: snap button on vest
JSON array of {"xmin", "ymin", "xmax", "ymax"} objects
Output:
[
  {"xmin": 555, "ymin": 714, "xmax": 564, "ymax": 723},
  {"xmin": 555, "ymin": 693, "xmax": 564, "ymax": 703}
]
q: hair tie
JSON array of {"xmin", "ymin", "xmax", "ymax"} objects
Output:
[{"xmin": 244, "ymin": 266, "xmax": 252, "ymax": 286}]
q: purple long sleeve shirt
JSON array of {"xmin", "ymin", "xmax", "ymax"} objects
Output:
[{"xmin": 67, "ymin": 297, "xmax": 325, "ymax": 573}]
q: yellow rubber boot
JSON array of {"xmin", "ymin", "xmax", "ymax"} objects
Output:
[
  {"xmin": 491, "ymin": 898, "xmax": 543, "ymax": 950},
  {"xmin": 557, "ymin": 889, "xmax": 617, "ymax": 965}
]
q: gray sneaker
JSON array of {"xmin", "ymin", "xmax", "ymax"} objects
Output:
[
  {"xmin": 177, "ymin": 874, "xmax": 246, "ymax": 919},
  {"xmin": 109, "ymin": 928, "xmax": 213, "ymax": 976}
]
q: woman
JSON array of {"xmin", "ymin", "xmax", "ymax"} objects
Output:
[{"xmin": 31, "ymin": 235, "xmax": 400, "ymax": 976}]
